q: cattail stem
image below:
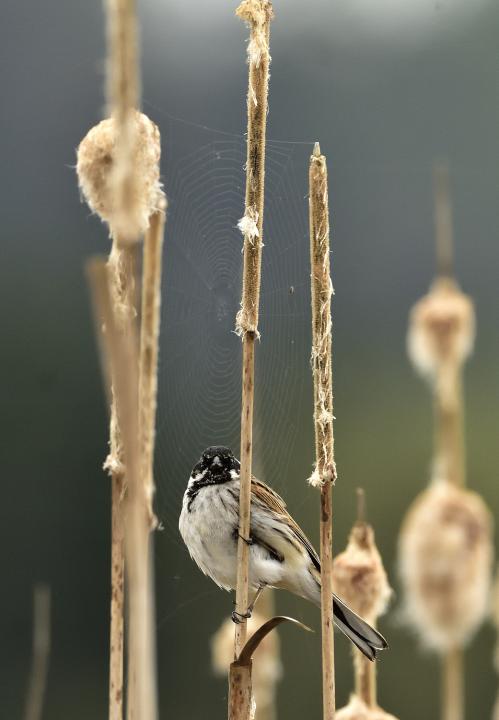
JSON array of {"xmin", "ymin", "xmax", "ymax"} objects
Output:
[
  {"xmin": 139, "ymin": 208, "xmax": 166, "ymax": 528},
  {"xmin": 309, "ymin": 142, "xmax": 336, "ymax": 720},
  {"xmin": 352, "ymin": 490, "xmax": 376, "ymax": 709},
  {"xmin": 229, "ymin": 663, "xmax": 254, "ymax": 720},
  {"xmin": 442, "ymin": 647, "xmax": 464, "ymax": 720},
  {"xmin": 233, "ymin": 0, "xmax": 273, "ymax": 665},
  {"xmin": 87, "ymin": 259, "xmax": 158, "ymax": 720},
  {"xmin": 24, "ymin": 585, "xmax": 51, "ymax": 720},
  {"xmin": 432, "ymin": 162, "xmax": 465, "ymax": 488},
  {"xmin": 432, "ymin": 163, "xmax": 466, "ymax": 720},
  {"xmin": 354, "ymin": 647, "xmax": 376, "ymax": 708},
  {"xmin": 105, "ymin": 242, "xmax": 137, "ymax": 720},
  {"xmin": 106, "ymin": 0, "xmax": 141, "ymax": 244},
  {"xmin": 433, "ymin": 162, "xmax": 454, "ymax": 279},
  {"xmin": 434, "ymin": 367, "xmax": 465, "ymax": 487}
]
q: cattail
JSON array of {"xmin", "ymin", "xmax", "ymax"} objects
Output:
[
  {"xmin": 399, "ymin": 163, "xmax": 493, "ymax": 720},
  {"xmin": 212, "ymin": 612, "xmax": 282, "ymax": 718},
  {"xmin": 399, "ymin": 479, "xmax": 492, "ymax": 651},
  {"xmin": 332, "ymin": 499, "xmax": 391, "ymax": 624},
  {"xmin": 407, "ymin": 277, "xmax": 474, "ymax": 410},
  {"xmin": 76, "ymin": 111, "xmax": 162, "ymax": 244},
  {"xmin": 333, "ymin": 492, "xmax": 394, "ymax": 717},
  {"xmin": 336, "ymin": 695, "xmax": 398, "ymax": 720}
]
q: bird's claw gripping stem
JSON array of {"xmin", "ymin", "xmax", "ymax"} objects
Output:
[{"xmin": 232, "ymin": 609, "xmax": 252, "ymax": 624}]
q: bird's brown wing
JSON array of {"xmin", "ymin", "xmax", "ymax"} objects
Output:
[{"xmin": 250, "ymin": 477, "xmax": 321, "ymax": 572}]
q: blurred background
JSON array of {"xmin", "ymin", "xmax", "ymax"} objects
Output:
[{"xmin": 2, "ymin": 0, "xmax": 499, "ymax": 717}]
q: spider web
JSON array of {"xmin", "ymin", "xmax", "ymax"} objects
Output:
[{"xmin": 153, "ymin": 110, "xmax": 315, "ymax": 553}]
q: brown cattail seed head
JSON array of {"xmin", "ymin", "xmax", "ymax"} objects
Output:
[
  {"xmin": 332, "ymin": 521, "xmax": 392, "ymax": 623},
  {"xmin": 76, "ymin": 111, "xmax": 162, "ymax": 242},
  {"xmin": 407, "ymin": 277, "xmax": 475, "ymax": 385},
  {"xmin": 399, "ymin": 479, "xmax": 493, "ymax": 650},
  {"xmin": 336, "ymin": 695, "xmax": 399, "ymax": 720},
  {"xmin": 211, "ymin": 613, "xmax": 282, "ymax": 711}
]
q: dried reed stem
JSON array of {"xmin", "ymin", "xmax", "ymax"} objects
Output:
[
  {"xmin": 24, "ymin": 584, "xmax": 51, "ymax": 720},
  {"xmin": 139, "ymin": 207, "xmax": 166, "ymax": 528},
  {"xmin": 433, "ymin": 163, "xmax": 465, "ymax": 720},
  {"xmin": 308, "ymin": 142, "xmax": 336, "ymax": 720},
  {"xmin": 353, "ymin": 494, "xmax": 375, "ymax": 710},
  {"xmin": 105, "ymin": 242, "xmax": 137, "ymax": 720},
  {"xmin": 442, "ymin": 647, "xmax": 464, "ymax": 720},
  {"xmin": 233, "ymin": 0, "xmax": 273, "ymax": 664},
  {"xmin": 433, "ymin": 162, "xmax": 454, "ymax": 279},
  {"xmin": 87, "ymin": 259, "xmax": 158, "ymax": 720},
  {"xmin": 432, "ymin": 165, "xmax": 465, "ymax": 489},
  {"xmin": 229, "ymin": 663, "xmax": 254, "ymax": 720},
  {"xmin": 106, "ymin": 0, "xmax": 142, "ymax": 244},
  {"xmin": 434, "ymin": 367, "xmax": 465, "ymax": 488}
]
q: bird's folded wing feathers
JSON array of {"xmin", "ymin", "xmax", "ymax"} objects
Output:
[{"xmin": 250, "ymin": 478, "xmax": 321, "ymax": 571}]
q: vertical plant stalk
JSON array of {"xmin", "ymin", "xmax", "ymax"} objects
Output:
[
  {"xmin": 105, "ymin": 0, "xmax": 142, "ymax": 714},
  {"xmin": 309, "ymin": 142, "xmax": 336, "ymax": 720},
  {"xmin": 352, "ymin": 492, "xmax": 376, "ymax": 709},
  {"xmin": 433, "ymin": 162, "xmax": 465, "ymax": 489},
  {"xmin": 106, "ymin": 0, "xmax": 141, "ymax": 243},
  {"xmin": 433, "ymin": 162, "xmax": 454, "ymax": 279},
  {"xmin": 139, "ymin": 207, "xmax": 166, "ymax": 528},
  {"xmin": 433, "ymin": 162, "xmax": 465, "ymax": 720},
  {"xmin": 104, "ymin": 243, "xmax": 137, "ymax": 720},
  {"xmin": 354, "ymin": 650, "xmax": 376, "ymax": 708},
  {"xmin": 88, "ymin": 259, "xmax": 158, "ymax": 720},
  {"xmin": 24, "ymin": 584, "xmax": 51, "ymax": 720},
  {"xmin": 442, "ymin": 647, "xmax": 464, "ymax": 720},
  {"xmin": 233, "ymin": 0, "xmax": 273, "ymax": 663}
]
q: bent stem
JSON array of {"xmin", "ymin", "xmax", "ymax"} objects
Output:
[{"xmin": 309, "ymin": 142, "xmax": 336, "ymax": 720}]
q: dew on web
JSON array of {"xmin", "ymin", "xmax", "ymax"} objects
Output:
[{"xmin": 152, "ymin": 110, "xmax": 315, "ymax": 567}]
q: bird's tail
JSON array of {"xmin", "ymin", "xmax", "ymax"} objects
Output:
[{"xmin": 332, "ymin": 594, "xmax": 388, "ymax": 661}]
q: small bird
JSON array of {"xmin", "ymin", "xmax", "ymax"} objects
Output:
[{"xmin": 179, "ymin": 446, "xmax": 388, "ymax": 661}]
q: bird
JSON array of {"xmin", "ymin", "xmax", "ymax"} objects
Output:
[{"xmin": 179, "ymin": 446, "xmax": 388, "ymax": 661}]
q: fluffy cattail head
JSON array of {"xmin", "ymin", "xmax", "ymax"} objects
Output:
[
  {"xmin": 336, "ymin": 695, "xmax": 399, "ymax": 720},
  {"xmin": 76, "ymin": 111, "xmax": 162, "ymax": 241},
  {"xmin": 211, "ymin": 613, "xmax": 282, "ymax": 712},
  {"xmin": 399, "ymin": 479, "xmax": 493, "ymax": 650},
  {"xmin": 332, "ymin": 500, "xmax": 392, "ymax": 623},
  {"xmin": 407, "ymin": 277, "xmax": 475, "ymax": 383}
]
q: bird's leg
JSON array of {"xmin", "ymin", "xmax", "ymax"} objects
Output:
[{"xmin": 231, "ymin": 584, "xmax": 266, "ymax": 624}]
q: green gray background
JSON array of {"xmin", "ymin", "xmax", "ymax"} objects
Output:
[{"xmin": 1, "ymin": 0, "xmax": 499, "ymax": 718}]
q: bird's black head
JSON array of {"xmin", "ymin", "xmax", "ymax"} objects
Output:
[
  {"xmin": 186, "ymin": 447, "xmax": 240, "ymax": 511},
  {"xmin": 192, "ymin": 446, "xmax": 240, "ymax": 481}
]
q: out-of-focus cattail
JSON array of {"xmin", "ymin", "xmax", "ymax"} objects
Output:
[
  {"xmin": 399, "ymin": 162, "xmax": 494, "ymax": 720},
  {"xmin": 332, "ymin": 493, "xmax": 391, "ymax": 624},
  {"xmin": 212, "ymin": 612, "xmax": 282, "ymax": 719},
  {"xmin": 407, "ymin": 277, "xmax": 475, "ymax": 387},
  {"xmin": 333, "ymin": 491, "xmax": 394, "ymax": 717},
  {"xmin": 336, "ymin": 695, "xmax": 398, "ymax": 720},
  {"xmin": 400, "ymin": 479, "xmax": 492, "ymax": 651},
  {"xmin": 76, "ymin": 111, "xmax": 162, "ymax": 244}
]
